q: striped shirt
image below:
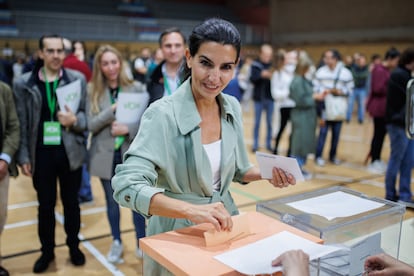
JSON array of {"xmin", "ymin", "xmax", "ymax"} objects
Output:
[{"xmin": 313, "ymin": 62, "xmax": 354, "ymax": 95}]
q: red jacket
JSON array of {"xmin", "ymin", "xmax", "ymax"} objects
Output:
[
  {"xmin": 63, "ymin": 54, "xmax": 92, "ymax": 82},
  {"xmin": 366, "ymin": 64, "xmax": 390, "ymax": 118}
]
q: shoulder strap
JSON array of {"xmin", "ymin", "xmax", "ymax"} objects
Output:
[{"xmin": 334, "ymin": 66, "xmax": 343, "ymax": 88}]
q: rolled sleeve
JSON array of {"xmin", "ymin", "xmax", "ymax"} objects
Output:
[
  {"xmin": 115, "ymin": 182, "xmax": 164, "ymax": 217},
  {"xmin": 112, "ymin": 154, "xmax": 163, "ymax": 217}
]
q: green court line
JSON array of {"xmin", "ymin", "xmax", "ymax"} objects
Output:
[{"xmin": 229, "ymin": 186, "xmax": 263, "ymax": 202}]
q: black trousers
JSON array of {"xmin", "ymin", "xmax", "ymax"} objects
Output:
[
  {"xmin": 274, "ymin": 107, "xmax": 292, "ymax": 155},
  {"xmin": 370, "ymin": 117, "xmax": 387, "ymax": 162},
  {"xmin": 33, "ymin": 146, "xmax": 82, "ymax": 255}
]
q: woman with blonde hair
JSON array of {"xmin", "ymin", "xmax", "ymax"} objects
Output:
[{"xmin": 87, "ymin": 44, "xmax": 149, "ymax": 263}]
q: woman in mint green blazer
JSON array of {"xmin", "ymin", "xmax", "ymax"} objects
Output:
[{"xmin": 112, "ymin": 18, "xmax": 296, "ymax": 275}]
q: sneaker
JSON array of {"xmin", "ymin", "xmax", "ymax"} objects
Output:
[
  {"xmin": 107, "ymin": 240, "xmax": 124, "ymax": 264},
  {"xmin": 378, "ymin": 160, "xmax": 388, "ymax": 171},
  {"xmin": 33, "ymin": 253, "xmax": 55, "ymax": 273},
  {"xmin": 329, "ymin": 158, "xmax": 341, "ymax": 165},
  {"xmin": 0, "ymin": 265, "xmax": 9, "ymax": 276},
  {"xmin": 397, "ymin": 199, "xmax": 414, "ymax": 209},
  {"xmin": 301, "ymin": 169, "xmax": 313, "ymax": 180},
  {"xmin": 315, "ymin": 157, "xmax": 325, "ymax": 167},
  {"xmin": 70, "ymin": 247, "xmax": 85, "ymax": 266},
  {"xmin": 367, "ymin": 160, "xmax": 386, "ymax": 174},
  {"xmin": 136, "ymin": 247, "xmax": 143, "ymax": 259}
]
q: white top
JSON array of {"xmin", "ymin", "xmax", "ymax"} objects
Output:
[
  {"xmin": 203, "ymin": 140, "xmax": 222, "ymax": 191},
  {"xmin": 271, "ymin": 68, "xmax": 296, "ymax": 108}
]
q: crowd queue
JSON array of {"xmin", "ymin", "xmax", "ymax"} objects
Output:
[{"xmin": 0, "ymin": 17, "xmax": 414, "ymax": 275}]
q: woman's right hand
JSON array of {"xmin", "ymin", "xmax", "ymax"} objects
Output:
[{"xmin": 186, "ymin": 202, "xmax": 233, "ymax": 232}]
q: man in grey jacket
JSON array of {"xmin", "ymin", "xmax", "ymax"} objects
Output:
[{"xmin": 13, "ymin": 34, "xmax": 87, "ymax": 273}]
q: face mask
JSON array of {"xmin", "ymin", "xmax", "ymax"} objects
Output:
[{"xmin": 284, "ymin": 63, "xmax": 296, "ymax": 74}]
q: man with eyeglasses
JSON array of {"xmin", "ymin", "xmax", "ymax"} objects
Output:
[{"xmin": 13, "ymin": 34, "xmax": 87, "ymax": 273}]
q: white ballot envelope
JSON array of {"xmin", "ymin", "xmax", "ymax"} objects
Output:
[
  {"xmin": 256, "ymin": 151, "xmax": 304, "ymax": 182},
  {"xmin": 115, "ymin": 92, "xmax": 148, "ymax": 124},
  {"xmin": 56, "ymin": 79, "xmax": 81, "ymax": 113}
]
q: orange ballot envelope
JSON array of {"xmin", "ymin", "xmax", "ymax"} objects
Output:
[{"xmin": 140, "ymin": 211, "xmax": 324, "ymax": 276}]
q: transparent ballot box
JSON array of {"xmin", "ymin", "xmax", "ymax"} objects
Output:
[{"xmin": 256, "ymin": 186, "xmax": 405, "ymax": 275}]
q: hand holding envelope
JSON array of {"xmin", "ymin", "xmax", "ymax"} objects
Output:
[{"xmin": 256, "ymin": 152, "xmax": 305, "ymax": 182}]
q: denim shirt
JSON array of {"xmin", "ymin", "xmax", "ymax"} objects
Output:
[{"xmin": 112, "ymin": 78, "xmax": 253, "ymax": 236}]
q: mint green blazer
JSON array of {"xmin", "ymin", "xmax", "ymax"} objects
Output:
[{"xmin": 112, "ymin": 78, "xmax": 253, "ymax": 274}]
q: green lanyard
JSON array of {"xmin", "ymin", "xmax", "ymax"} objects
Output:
[
  {"xmin": 42, "ymin": 68, "xmax": 59, "ymax": 121},
  {"xmin": 110, "ymin": 87, "xmax": 120, "ymax": 104},
  {"xmin": 163, "ymin": 74, "xmax": 172, "ymax": 96},
  {"xmin": 109, "ymin": 86, "xmax": 125, "ymax": 150}
]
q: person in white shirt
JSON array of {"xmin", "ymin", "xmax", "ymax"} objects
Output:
[
  {"xmin": 271, "ymin": 50, "xmax": 296, "ymax": 155},
  {"xmin": 313, "ymin": 49, "xmax": 354, "ymax": 166}
]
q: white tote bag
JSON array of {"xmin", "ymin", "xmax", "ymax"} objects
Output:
[{"xmin": 324, "ymin": 93, "xmax": 347, "ymax": 121}]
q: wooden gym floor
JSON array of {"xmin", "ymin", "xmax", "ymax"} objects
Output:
[{"xmin": 2, "ymin": 102, "xmax": 414, "ymax": 275}]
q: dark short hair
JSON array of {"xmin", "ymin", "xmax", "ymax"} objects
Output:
[
  {"xmin": 158, "ymin": 27, "xmax": 186, "ymax": 46},
  {"xmin": 188, "ymin": 18, "xmax": 241, "ymax": 62},
  {"xmin": 398, "ymin": 48, "xmax": 414, "ymax": 67},
  {"xmin": 328, "ymin": 49, "xmax": 341, "ymax": 61},
  {"xmin": 384, "ymin": 47, "xmax": 400, "ymax": 60},
  {"xmin": 39, "ymin": 34, "xmax": 63, "ymax": 50},
  {"xmin": 371, "ymin": 53, "xmax": 381, "ymax": 62}
]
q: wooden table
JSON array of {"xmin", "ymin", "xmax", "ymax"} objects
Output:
[{"xmin": 140, "ymin": 211, "xmax": 323, "ymax": 276}]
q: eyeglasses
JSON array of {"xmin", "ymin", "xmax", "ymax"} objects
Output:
[{"xmin": 44, "ymin": 48, "xmax": 64, "ymax": 55}]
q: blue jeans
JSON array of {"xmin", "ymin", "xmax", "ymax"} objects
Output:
[
  {"xmin": 347, "ymin": 87, "xmax": 366, "ymax": 122},
  {"xmin": 385, "ymin": 125, "xmax": 414, "ymax": 201},
  {"xmin": 100, "ymin": 150, "xmax": 146, "ymax": 242},
  {"xmin": 79, "ymin": 132, "xmax": 93, "ymax": 201},
  {"xmin": 315, "ymin": 121, "xmax": 342, "ymax": 160},
  {"xmin": 78, "ymin": 163, "xmax": 93, "ymax": 201},
  {"xmin": 253, "ymin": 99, "xmax": 274, "ymax": 150}
]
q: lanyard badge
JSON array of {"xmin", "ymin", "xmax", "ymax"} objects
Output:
[{"xmin": 42, "ymin": 68, "xmax": 61, "ymax": 145}]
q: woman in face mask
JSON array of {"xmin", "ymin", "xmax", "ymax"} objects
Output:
[{"xmin": 271, "ymin": 50, "xmax": 297, "ymax": 155}]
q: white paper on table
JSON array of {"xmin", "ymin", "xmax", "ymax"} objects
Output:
[
  {"xmin": 56, "ymin": 79, "xmax": 81, "ymax": 113},
  {"xmin": 115, "ymin": 92, "xmax": 148, "ymax": 124},
  {"xmin": 214, "ymin": 231, "xmax": 345, "ymax": 275},
  {"xmin": 287, "ymin": 191, "xmax": 385, "ymax": 220},
  {"xmin": 255, "ymin": 151, "xmax": 304, "ymax": 182}
]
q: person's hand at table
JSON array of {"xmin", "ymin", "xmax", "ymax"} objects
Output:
[
  {"xmin": 364, "ymin": 253, "xmax": 414, "ymax": 275},
  {"xmin": 272, "ymin": 250, "xmax": 310, "ymax": 276}
]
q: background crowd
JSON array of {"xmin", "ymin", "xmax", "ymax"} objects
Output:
[{"xmin": 0, "ymin": 23, "xmax": 414, "ymax": 275}]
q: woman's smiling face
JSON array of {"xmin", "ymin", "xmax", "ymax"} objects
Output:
[{"xmin": 186, "ymin": 41, "xmax": 238, "ymax": 101}]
